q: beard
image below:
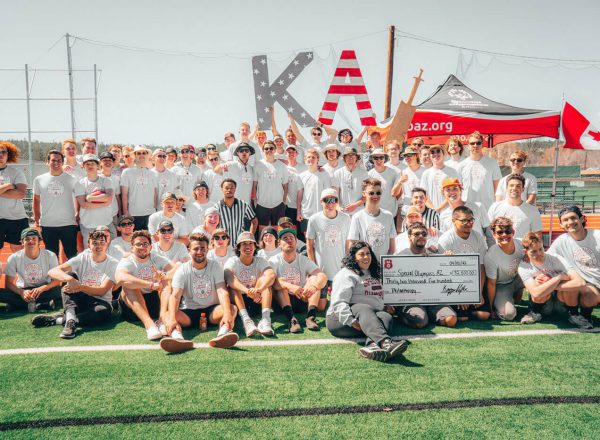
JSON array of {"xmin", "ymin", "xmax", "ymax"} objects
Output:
[{"xmin": 193, "ymin": 255, "xmax": 206, "ymax": 264}]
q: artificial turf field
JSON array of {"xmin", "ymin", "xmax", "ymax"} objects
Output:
[{"xmin": 1, "ymin": 303, "xmax": 599, "ymax": 439}]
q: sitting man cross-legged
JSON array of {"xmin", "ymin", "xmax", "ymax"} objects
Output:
[
  {"xmin": 34, "ymin": 230, "xmax": 119, "ymax": 339},
  {"xmin": 159, "ymin": 233, "xmax": 239, "ymax": 353}
]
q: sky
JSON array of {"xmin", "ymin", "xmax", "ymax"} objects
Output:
[{"xmin": 1, "ymin": 0, "xmax": 600, "ymax": 147}]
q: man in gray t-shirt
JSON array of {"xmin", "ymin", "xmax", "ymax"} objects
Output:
[{"xmin": 120, "ymin": 145, "xmax": 158, "ymax": 231}]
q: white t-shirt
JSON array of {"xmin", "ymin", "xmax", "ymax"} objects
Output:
[
  {"xmin": 457, "ymin": 156, "xmax": 502, "ymax": 211},
  {"xmin": 63, "ymin": 163, "xmax": 86, "ymax": 180},
  {"xmin": 202, "ymin": 169, "xmax": 225, "ymax": 204},
  {"xmin": 116, "ymin": 252, "xmax": 171, "ymax": 294},
  {"xmin": 286, "ymin": 164, "xmax": 307, "ymax": 209},
  {"xmin": 487, "ymin": 200, "xmax": 542, "ymax": 238},
  {"xmin": 223, "ymin": 161, "xmax": 254, "ymax": 205},
  {"xmin": 484, "ymin": 240, "xmax": 524, "ymax": 285},
  {"xmin": 152, "ymin": 241, "xmax": 190, "ymax": 263},
  {"xmin": 151, "ymin": 168, "xmax": 181, "ymax": 204},
  {"xmin": 148, "ymin": 211, "xmax": 189, "ymax": 238},
  {"xmin": 495, "ymin": 171, "xmax": 538, "ymax": 202},
  {"xmin": 299, "ymin": 169, "xmax": 332, "ymax": 218},
  {"xmin": 207, "ymin": 248, "xmax": 236, "ymax": 269},
  {"xmin": 108, "ymin": 237, "xmax": 132, "ymax": 260},
  {"xmin": 438, "ymin": 228, "xmax": 487, "ymax": 258},
  {"xmin": 548, "ymin": 229, "xmax": 600, "ymax": 286},
  {"xmin": 120, "ymin": 167, "xmax": 157, "ymax": 216},
  {"xmin": 306, "ymin": 211, "xmax": 351, "ymax": 280},
  {"xmin": 185, "ymin": 201, "xmax": 212, "ymax": 232},
  {"xmin": 5, "ymin": 249, "xmax": 58, "ymax": 288},
  {"xmin": 253, "ymin": 159, "xmax": 289, "ymax": 208},
  {"xmin": 333, "ymin": 166, "xmax": 369, "ymax": 215},
  {"xmin": 368, "ymin": 166, "xmax": 400, "ymax": 214},
  {"xmin": 518, "ymin": 253, "xmax": 571, "ymax": 283},
  {"xmin": 224, "ymin": 256, "xmax": 271, "ymax": 289},
  {"xmin": 67, "ymin": 252, "xmax": 119, "ymax": 303},
  {"xmin": 420, "ymin": 165, "xmax": 459, "ymax": 209},
  {"xmin": 348, "ymin": 208, "xmax": 397, "ymax": 259},
  {"xmin": 33, "ymin": 172, "xmax": 77, "ymax": 227},
  {"xmin": 257, "ymin": 247, "xmax": 281, "ymax": 260},
  {"xmin": 172, "ymin": 260, "xmax": 226, "ymax": 309},
  {"xmin": 322, "ymin": 161, "xmax": 344, "ymax": 178},
  {"xmin": 74, "ymin": 174, "xmax": 114, "ymax": 228},
  {"xmin": 269, "ymin": 253, "xmax": 319, "ymax": 287},
  {"xmin": 439, "ymin": 201, "xmax": 489, "ymax": 236},
  {"xmin": 105, "ymin": 173, "xmax": 121, "ymax": 217},
  {"xmin": 0, "ymin": 165, "xmax": 28, "ymax": 220},
  {"xmin": 171, "ymin": 163, "xmax": 203, "ymax": 204},
  {"xmin": 400, "ymin": 166, "xmax": 425, "ymax": 207}
]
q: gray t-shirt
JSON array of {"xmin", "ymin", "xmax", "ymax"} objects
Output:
[
  {"xmin": 400, "ymin": 166, "xmax": 424, "ymax": 207},
  {"xmin": 184, "ymin": 201, "xmax": 212, "ymax": 232},
  {"xmin": 484, "ymin": 240, "xmax": 524, "ymax": 284},
  {"xmin": 495, "ymin": 171, "xmax": 538, "ymax": 202},
  {"xmin": 171, "ymin": 163, "xmax": 203, "ymax": 204},
  {"xmin": 299, "ymin": 169, "xmax": 332, "ymax": 218},
  {"xmin": 333, "ymin": 166, "xmax": 369, "ymax": 215},
  {"xmin": 66, "ymin": 252, "xmax": 119, "ymax": 302},
  {"xmin": 549, "ymin": 229, "xmax": 600, "ymax": 285},
  {"xmin": 457, "ymin": 156, "xmax": 502, "ymax": 212},
  {"xmin": 151, "ymin": 168, "xmax": 181, "ymax": 204},
  {"xmin": 286, "ymin": 164, "xmax": 307, "ymax": 209},
  {"xmin": 487, "ymin": 201, "xmax": 542, "ymax": 238},
  {"xmin": 327, "ymin": 268, "xmax": 385, "ymax": 326},
  {"xmin": 207, "ymin": 248, "xmax": 236, "ymax": 269},
  {"xmin": 148, "ymin": 211, "xmax": 189, "ymax": 237},
  {"xmin": 116, "ymin": 252, "xmax": 171, "ymax": 294},
  {"xmin": 151, "ymin": 241, "xmax": 190, "ymax": 263},
  {"xmin": 74, "ymin": 174, "xmax": 114, "ymax": 228},
  {"xmin": 223, "ymin": 161, "xmax": 254, "ymax": 205},
  {"xmin": 253, "ymin": 159, "xmax": 289, "ymax": 208},
  {"xmin": 348, "ymin": 208, "xmax": 397, "ymax": 259},
  {"xmin": 224, "ymin": 255, "xmax": 271, "ymax": 289},
  {"xmin": 269, "ymin": 253, "xmax": 319, "ymax": 287},
  {"xmin": 172, "ymin": 259, "xmax": 226, "ymax": 309},
  {"xmin": 0, "ymin": 165, "xmax": 27, "ymax": 220},
  {"xmin": 33, "ymin": 172, "xmax": 77, "ymax": 227},
  {"xmin": 438, "ymin": 228, "xmax": 488, "ymax": 258},
  {"xmin": 439, "ymin": 201, "xmax": 489, "ymax": 236},
  {"xmin": 120, "ymin": 167, "xmax": 157, "ymax": 216},
  {"xmin": 202, "ymin": 169, "xmax": 226, "ymax": 204},
  {"xmin": 5, "ymin": 249, "xmax": 58, "ymax": 288},
  {"xmin": 306, "ymin": 211, "xmax": 351, "ymax": 280},
  {"xmin": 420, "ymin": 165, "xmax": 459, "ymax": 209},
  {"xmin": 517, "ymin": 253, "xmax": 571, "ymax": 283},
  {"xmin": 108, "ymin": 237, "xmax": 132, "ymax": 260},
  {"xmin": 368, "ymin": 166, "xmax": 401, "ymax": 214}
]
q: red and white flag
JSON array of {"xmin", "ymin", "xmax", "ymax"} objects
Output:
[{"xmin": 562, "ymin": 102, "xmax": 600, "ymax": 150}]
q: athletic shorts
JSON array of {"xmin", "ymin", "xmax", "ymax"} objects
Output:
[
  {"xmin": 181, "ymin": 305, "xmax": 218, "ymax": 327},
  {"xmin": 120, "ymin": 290, "xmax": 161, "ymax": 322},
  {"xmin": 255, "ymin": 203, "xmax": 285, "ymax": 226},
  {"xmin": 0, "ymin": 218, "xmax": 29, "ymax": 247}
]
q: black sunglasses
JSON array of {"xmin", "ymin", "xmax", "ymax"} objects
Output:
[
  {"xmin": 159, "ymin": 228, "xmax": 174, "ymax": 234},
  {"xmin": 510, "ymin": 158, "xmax": 524, "ymax": 163},
  {"xmin": 322, "ymin": 197, "xmax": 338, "ymax": 204},
  {"xmin": 367, "ymin": 191, "xmax": 382, "ymax": 196},
  {"xmin": 469, "ymin": 141, "xmax": 483, "ymax": 146},
  {"xmin": 494, "ymin": 228, "xmax": 514, "ymax": 235},
  {"xmin": 119, "ymin": 222, "xmax": 134, "ymax": 227}
]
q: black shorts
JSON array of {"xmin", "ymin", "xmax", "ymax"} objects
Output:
[
  {"xmin": 0, "ymin": 218, "xmax": 29, "ymax": 247},
  {"xmin": 181, "ymin": 304, "xmax": 218, "ymax": 327},
  {"xmin": 255, "ymin": 203, "xmax": 285, "ymax": 227},
  {"xmin": 120, "ymin": 290, "xmax": 161, "ymax": 322},
  {"xmin": 452, "ymin": 290, "xmax": 491, "ymax": 317},
  {"xmin": 241, "ymin": 293, "xmax": 263, "ymax": 316}
]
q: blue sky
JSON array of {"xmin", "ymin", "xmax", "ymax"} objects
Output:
[{"xmin": 1, "ymin": 0, "xmax": 599, "ymax": 146}]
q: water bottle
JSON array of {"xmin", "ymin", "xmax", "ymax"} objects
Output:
[
  {"xmin": 199, "ymin": 313, "xmax": 208, "ymax": 332},
  {"xmin": 27, "ymin": 301, "xmax": 37, "ymax": 313}
]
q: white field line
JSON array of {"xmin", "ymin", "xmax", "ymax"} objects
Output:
[{"xmin": 0, "ymin": 327, "xmax": 598, "ymax": 356}]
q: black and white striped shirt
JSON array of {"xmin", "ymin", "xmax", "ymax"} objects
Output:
[
  {"xmin": 401, "ymin": 207, "xmax": 440, "ymax": 232},
  {"xmin": 214, "ymin": 198, "xmax": 256, "ymax": 243}
]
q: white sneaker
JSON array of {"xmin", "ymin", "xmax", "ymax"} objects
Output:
[
  {"xmin": 209, "ymin": 331, "xmax": 239, "ymax": 349},
  {"xmin": 568, "ymin": 314, "xmax": 594, "ymax": 329},
  {"xmin": 257, "ymin": 318, "xmax": 275, "ymax": 336},
  {"xmin": 170, "ymin": 329, "xmax": 184, "ymax": 340},
  {"xmin": 146, "ymin": 324, "xmax": 163, "ymax": 341},
  {"xmin": 156, "ymin": 319, "xmax": 167, "ymax": 336},
  {"xmin": 243, "ymin": 318, "xmax": 259, "ymax": 337},
  {"xmin": 520, "ymin": 311, "xmax": 542, "ymax": 325}
]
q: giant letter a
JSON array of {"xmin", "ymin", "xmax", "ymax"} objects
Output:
[{"xmin": 318, "ymin": 50, "xmax": 376, "ymax": 126}]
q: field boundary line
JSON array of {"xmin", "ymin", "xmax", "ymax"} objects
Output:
[{"xmin": 0, "ymin": 327, "xmax": 598, "ymax": 356}]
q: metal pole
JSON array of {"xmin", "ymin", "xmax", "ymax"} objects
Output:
[
  {"xmin": 384, "ymin": 25, "xmax": 395, "ymax": 120},
  {"xmin": 93, "ymin": 64, "xmax": 98, "ymax": 141},
  {"xmin": 24, "ymin": 64, "xmax": 33, "ymax": 183},
  {"xmin": 66, "ymin": 33, "xmax": 76, "ymax": 140},
  {"xmin": 548, "ymin": 138, "xmax": 560, "ymax": 245}
]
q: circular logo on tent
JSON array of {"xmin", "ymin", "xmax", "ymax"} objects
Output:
[{"xmin": 448, "ymin": 89, "xmax": 472, "ymax": 101}]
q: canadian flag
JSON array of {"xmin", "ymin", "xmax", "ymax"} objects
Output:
[{"xmin": 562, "ymin": 102, "xmax": 600, "ymax": 150}]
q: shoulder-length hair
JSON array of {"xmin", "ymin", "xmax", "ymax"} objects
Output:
[{"xmin": 341, "ymin": 241, "xmax": 380, "ymax": 278}]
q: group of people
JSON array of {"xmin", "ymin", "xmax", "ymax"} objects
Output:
[{"xmin": 0, "ymin": 122, "xmax": 598, "ymax": 362}]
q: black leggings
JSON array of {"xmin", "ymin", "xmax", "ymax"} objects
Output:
[
  {"xmin": 41, "ymin": 225, "xmax": 79, "ymax": 260},
  {"xmin": 0, "ymin": 286, "xmax": 62, "ymax": 310},
  {"xmin": 62, "ymin": 291, "xmax": 112, "ymax": 326}
]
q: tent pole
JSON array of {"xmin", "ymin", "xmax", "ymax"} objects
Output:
[
  {"xmin": 548, "ymin": 137, "xmax": 560, "ymax": 245},
  {"xmin": 384, "ymin": 25, "xmax": 395, "ymax": 120}
]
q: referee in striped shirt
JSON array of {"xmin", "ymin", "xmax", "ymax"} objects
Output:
[
  {"xmin": 214, "ymin": 178, "xmax": 257, "ymax": 244},
  {"xmin": 400, "ymin": 187, "xmax": 440, "ymax": 232}
]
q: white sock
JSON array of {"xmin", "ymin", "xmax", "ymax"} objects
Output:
[
  {"xmin": 55, "ymin": 316, "xmax": 65, "ymax": 325},
  {"xmin": 65, "ymin": 310, "xmax": 77, "ymax": 323},
  {"xmin": 261, "ymin": 308, "xmax": 271, "ymax": 322},
  {"xmin": 239, "ymin": 309, "xmax": 250, "ymax": 320},
  {"xmin": 217, "ymin": 325, "xmax": 229, "ymax": 336}
]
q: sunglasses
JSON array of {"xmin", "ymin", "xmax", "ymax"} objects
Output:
[
  {"xmin": 176, "ymin": 198, "xmax": 186, "ymax": 203},
  {"xmin": 469, "ymin": 141, "xmax": 483, "ymax": 146},
  {"xmin": 455, "ymin": 218, "xmax": 475, "ymax": 224},
  {"xmin": 206, "ymin": 147, "xmax": 217, "ymax": 151},
  {"xmin": 135, "ymin": 152, "xmax": 148, "ymax": 155},
  {"xmin": 209, "ymin": 157, "xmax": 219, "ymax": 162},
  {"xmin": 323, "ymin": 197, "xmax": 338, "ymax": 204},
  {"xmin": 411, "ymin": 143, "xmax": 423, "ymax": 147},
  {"xmin": 372, "ymin": 156, "xmax": 386, "ymax": 161},
  {"xmin": 213, "ymin": 235, "xmax": 229, "ymax": 241},
  {"xmin": 430, "ymin": 149, "xmax": 443, "ymax": 154},
  {"xmin": 119, "ymin": 221, "xmax": 134, "ymax": 227},
  {"xmin": 0, "ymin": 150, "xmax": 8, "ymax": 155},
  {"xmin": 123, "ymin": 155, "xmax": 131, "ymax": 158},
  {"xmin": 403, "ymin": 153, "xmax": 415, "ymax": 158},
  {"xmin": 156, "ymin": 154, "xmax": 167, "ymax": 159},
  {"xmin": 133, "ymin": 242, "xmax": 151, "ymax": 248},
  {"xmin": 264, "ymin": 147, "xmax": 275, "ymax": 151},
  {"xmin": 367, "ymin": 191, "xmax": 382, "ymax": 196},
  {"xmin": 312, "ymin": 132, "xmax": 322, "ymax": 136},
  {"xmin": 494, "ymin": 228, "xmax": 514, "ymax": 235},
  {"xmin": 411, "ymin": 232, "xmax": 427, "ymax": 237},
  {"xmin": 181, "ymin": 149, "xmax": 192, "ymax": 154},
  {"xmin": 238, "ymin": 149, "xmax": 251, "ymax": 153},
  {"xmin": 197, "ymin": 152, "xmax": 206, "ymax": 157},
  {"xmin": 159, "ymin": 228, "xmax": 174, "ymax": 234},
  {"xmin": 510, "ymin": 158, "xmax": 524, "ymax": 163}
]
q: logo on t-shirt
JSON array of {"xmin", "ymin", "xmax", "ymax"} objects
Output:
[
  {"xmin": 366, "ymin": 222, "xmax": 386, "ymax": 249},
  {"xmin": 573, "ymin": 247, "xmax": 598, "ymax": 269},
  {"xmin": 158, "ymin": 176, "xmax": 169, "ymax": 189},
  {"xmin": 283, "ymin": 266, "xmax": 301, "ymax": 286},
  {"xmin": 507, "ymin": 258, "xmax": 519, "ymax": 277},
  {"xmin": 82, "ymin": 269, "xmax": 103, "ymax": 287},
  {"xmin": 242, "ymin": 172, "xmax": 253, "ymax": 184},
  {"xmin": 324, "ymin": 224, "xmax": 341, "ymax": 246},
  {"xmin": 136, "ymin": 174, "xmax": 148, "ymax": 186},
  {"xmin": 24, "ymin": 263, "xmax": 43, "ymax": 285},
  {"xmin": 192, "ymin": 273, "xmax": 212, "ymax": 299},
  {"xmin": 263, "ymin": 168, "xmax": 276, "ymax": 181},
  {"xmin": 137, "ymin": 265, "xmax": 154, "ymax": 282},
  {"xmin": 238, "ymin": 269, "xmax": 257, "ymax": 288},
  {"xmin": 47, "ymin": 180, "xmax": 65, "ymax": 197},
  {"xmin": 363, "ymin": 277, "xmax": 383, "ymax": 297}
]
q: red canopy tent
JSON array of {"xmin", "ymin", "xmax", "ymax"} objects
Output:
[{"xmin": 378, "ymin": 75, "xmax": 560, "ymax": 146}]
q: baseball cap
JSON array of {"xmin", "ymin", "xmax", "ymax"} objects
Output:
[
  {"xmin": 152, "ymin": 148, "xmax": 166, "ymax": 156},
  {"xmin": 285, "ymin": 144, "xmax": 297, "ymax": 151},
  {"xmin": 278, "ymin": 228, "xmax": 297, "ymax": 239},
  {"xmin": 118, "ymin": 215, "xmax": 134, "ymax": 225},
  {"xmin": 194, "ymin": 181, "xmax": 209, "ymax": 190},
  {"xmin": 406, "ymin": 206, "xmax": 422, "ymax": 217},
  {"xmin": 204, "ymin": 207, "xmax": 219, "ymax": 217},
  {"xmin": 21, "ymin": 228, "xmax": 42, "ymax": 241},
  {"xmin": 82, "ymin": 154, "xmax": 100, "ymax": 164},
  {"xmin": 442, "ymin": 177, "xmax": 462, "ymax": 190},
  {"xmin": 99, "ymin": 151, "xmax": 115, "ymax": 161},
  {"xmin": 320, "ymin": 188, "xmax": 339, "ymax": 200},
  {"xmin": 133, "ymin": 145, "xmax": 150, "ymax": 153},
  {"xmin": 165, "ymin": 147, "xmax": 177, "ymax": 155},
  {"xmin": 277, "ymin": 217, "xmax": 294, "ymax": 227},
  {"xmin": 236, "ymin": 231, "xmax": 257, "ymax": 246},
  {"xmin": 260, "ymin": 226, "xmax": 278, "ymax": 240},
  {"xmin": 402, "ymin": 146, "xmax": 419, "ymax": 156},
  {"xmin": 158, "ymin": 220, "xmax": 174, "ymax": 230},
  {"xmin": 342, "ymin": 147, "xmax": 360, "ymax": 158},
  {"xmin": 161, "ymin": 192, "xmax": 177, "ymax": 202}
]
